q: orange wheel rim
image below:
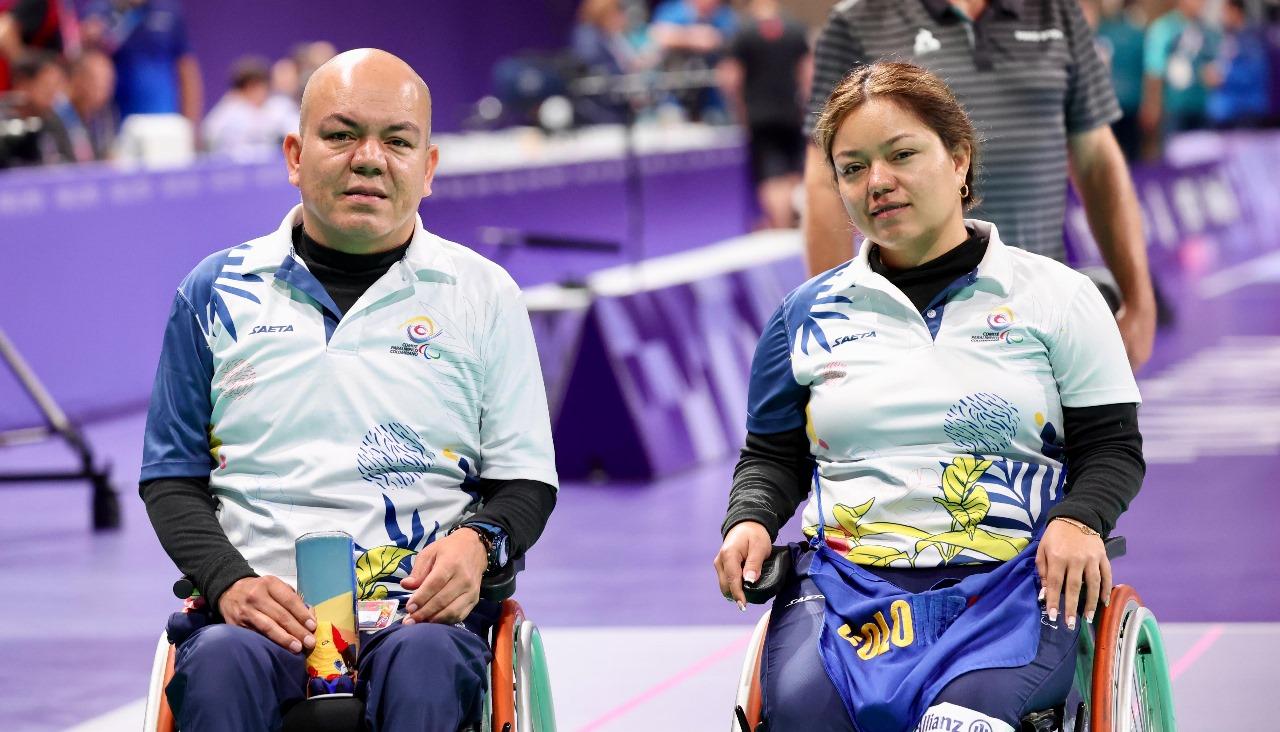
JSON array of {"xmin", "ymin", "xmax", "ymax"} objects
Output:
[
  {"xmin": 1091, "ymin": 584, "xmax": 1142, "ymax": 732},
  {"xmin": 491, "ymin": 598, "xmax": 525, "ymax": 730},
  {"xmin": 157, "ymin": 643, "xmax": 177, "ymax": 731}
]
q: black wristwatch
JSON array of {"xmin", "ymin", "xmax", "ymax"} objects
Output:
[{"xmin": 454, "ymin": 521, "xmax": 509, "ymax": 574}]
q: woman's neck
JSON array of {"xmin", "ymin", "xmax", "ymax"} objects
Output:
[{"xmin": 876, "ymin": 216, "xmax": 971, "ymax": 270}]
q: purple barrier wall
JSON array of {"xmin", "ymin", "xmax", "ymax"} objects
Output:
[
  {"xmin": 0, "ymin": 142, "xmax": 749, "ymax": 432},
  {"xmin": 551, "ymin": 239, "xmax": 806, "ymax": 481},
  {"xmin": 1064, "ymin": 132, "xmax": 1280, "ymax": 273},
  {"xmin": 176, "ymin": 0, "xmax": 577, "ymax": 133}
]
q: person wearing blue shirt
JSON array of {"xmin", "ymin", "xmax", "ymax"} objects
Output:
[
  {"xmin": 1207, "ymin": 0, "xmax": 1272, "ymax": 129},
  {"xmin": 650, "ymin": 0, "xmax": 738, "ymax": 121},
  {"xmin": 81, "ymin": 0, "xmax": 202, "ymax": 129}
]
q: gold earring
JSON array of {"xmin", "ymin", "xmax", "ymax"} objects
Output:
[{"xmin": 960, "ymin": 184, "xmax": 970, "ymax": 199}]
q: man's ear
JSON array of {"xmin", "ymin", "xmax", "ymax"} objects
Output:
[
  {"xmin": 284, "ymin": 132, "xmax": 303, "ymax": 188},
  {"xmin": 421, "ymin": 144, "xmax": 440, "ymax": 198}
]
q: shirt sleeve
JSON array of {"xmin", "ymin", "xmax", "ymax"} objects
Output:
[
  {"xmin": 1143, "ymin": 16, "xmax": 1175, "ymax": 78},
  {"xmin": 1062, "ymin": 0, "xmax": 1122, "ymax": 134},
  {"xmin": 478, "ymin": 283, "xmax": 559, "ymax": 488},
  {"xmin": 1048, "ymin": 280, "xmax": 1141, "ymax": 408},
  {"xmin": 746, "ymin": 303, "xmax": 809, "ymax": 434},
  {"xmin": 803, "ymin": 9, "xmax": 866, "ymax": 138},
  {"xmin": 140, "ymin": 291, "xmax": 216, "ymax": 482}
]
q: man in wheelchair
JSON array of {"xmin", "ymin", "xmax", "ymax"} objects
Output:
[
  {"xmin": 140, "ymin": 48, "xmax": 558, "ymax": 732},
  {"xmin": 713, "ymin": 62, "xmax": 1146, "ymax": 732}
]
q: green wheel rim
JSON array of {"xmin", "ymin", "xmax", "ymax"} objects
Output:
[
  {"xmin": 1075, "ymin": 621, "xmax": 1096, "ymax": 713},
  {"xmin": 529, "ymin": 627, "xmax": 557, "ymax": 731},
  {"xmin": 1132, "ymin": 612, "xmax": 1176, "ymax": 731}
]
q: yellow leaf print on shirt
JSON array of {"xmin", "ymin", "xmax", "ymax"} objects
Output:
[
  {"xmin": 355, "ymin": 546, "xmax": 415, "ymax": 600},
  {"xmin": 935, "ymin": 456, "xmax": 993, "ymax": 539},
  {"xmin": 915, "ymin": 528, "xmax": 1028, "ymax": 563},
  {"xmin": 923, "ymin": 456, "xmax": 1029, "ymax": 564},
  {"xmin": 805, "ymin": 498, "xmax": 926, "ymax": 567}
]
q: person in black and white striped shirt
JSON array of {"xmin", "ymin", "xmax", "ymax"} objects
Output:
[{"xmin": 801, "ymin": 0, "xmax": 1157, "ymax": 370}]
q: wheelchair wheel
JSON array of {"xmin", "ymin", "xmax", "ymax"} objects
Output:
[
  {"xmin": 144, "ymin": 630, "xmax": 177, "ymax": 732},
  {"xmin": 491, "ymin": 599, "xmax": 556, "ymax": 732},
  {"xmin": 1088, "ymin": 585, "xmax": 1176, "ymax": 732},
  {"xmin": 731, "ymin": 610, "xmax": 771, "ymax": 732},
  {"xmin": 516, "ymin": 619, "xmax": 556, "ymax": 731}
]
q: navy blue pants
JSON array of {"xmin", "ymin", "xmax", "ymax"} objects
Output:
[
  {"xmin": 166, "ymin": 601, "xmax": 497, "ymax": 732},
  {"xmin": 762, "ymin": 548, "xmax": 1079, "ymax": 731}
]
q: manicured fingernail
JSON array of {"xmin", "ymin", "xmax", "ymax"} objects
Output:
[
  {"xmin": 290, "ymin": 640, "xmax": 302, "ymax": 653},
  {"xmin": 737, "ymin": 601, "xmax": 747, "ymax": 612},
  {"xmin": 1049, "ymin": 608, "xmax": 1058, "ymax": 622},
  {"xmin": 1067, "ymin": 616, "xmax": 1076, "ymax": 630},
  {"xmin": 1086, "ymin": 611, "xmax": 1095, "ymax": 624},
  {"xmin": 743, "ymin": 570, "xmax": 759, "ymax": 583},
  {"xmin": 305, "ymin": 619, "xmax": 316, "ymax": 631},
  {"xmin": 403, "ymin": 617, "xmax": 416, "ymax": 625},
  {"xmin": 406, "ymin": 603, "xmax": 418, "ymax": 613},
  {"xmin": 1038, "ymin": 588, "xmax": 1045, "ymax": 602},
  {"xmin": 303, "ymin": 634, "xmax": 314, "ymax": 646}
]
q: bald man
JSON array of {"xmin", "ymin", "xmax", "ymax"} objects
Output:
[{"xmin": 140, "ymin": 49, "xmax": 558, "ymax": 731}]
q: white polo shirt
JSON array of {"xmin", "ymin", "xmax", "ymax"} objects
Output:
[
  {"xmin": 142, "ymin": 205, "xmax": 558, "ymax": 595},
  {"xmin": 746, "ymin": 220, "xmax": 1139, "ymax": 568}
]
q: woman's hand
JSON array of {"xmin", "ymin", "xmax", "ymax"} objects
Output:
[
  {"xmin": 1036, "ymin": 518, "xmax": 1112, "ymax": 630},
  {"xmin": 714, "ymin": 521, "xmax": 773, "ymax": 611}
]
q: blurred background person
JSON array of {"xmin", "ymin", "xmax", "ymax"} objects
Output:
[
  {"xmin": 0, "ymin": 49, "xmax": 72, "ymax": 166},
  {"xmin": 1206, "ymin": 0, "xmax": 1272, "ymax": 129},
  {"xmin": 571, "ymin": 0, "xmax": 657, "ymax": 124},
  {"xmin": 1092, "ymin": 0, "xmax": 1148, "ymax": 161},
  {"xmin": 54, "ymin": 47, "xmax": 117, "ymax": 161},
  {"xmin": 718, "ymin": 0, "xmax": 810, "ymax": 229},
  {"xmin": 81, "ymin": 0, "xmax": 201, "ymax": 132},
  {"xmin": 0, "ymin": 0, "xmax": 74, "ymax": 92},
  {"xmin": 650, "ymin": 0, "xmax": 737, "ymax": 122},
  {"xmin": 1140, "ymin": 0, "xmax": 1218, "ymax": 155},
  {"xmin": 201, "ymin": 55, "xmax": 296, "ymax": 159}
]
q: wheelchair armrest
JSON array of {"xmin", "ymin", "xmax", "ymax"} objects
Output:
[
  {"xmin": 479, "ymin": 557, "xmax": 522, "ymax": 602},
  {"xmin": 173, "ymin": 576, "xmax": 198, "ymax": 599},
  {"xmin": 743, "ymin": 546, "xmax": 792, "ymax": 605},
  {"xmin": 1104, "ymin": 535, "xmax": 1126, "ymax": 560}
]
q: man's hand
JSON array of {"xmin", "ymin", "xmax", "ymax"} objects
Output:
[
  {"xmin": 218, "ymin": 576, "xmax": 317, "ymax": 654},
  {"xmin": 1116, "ymin": 297, "xmax": 1156, "ymax": 371},
  {"xmin": 714, "ymin": 521, "xmax": 773, "ymax": 611},
  {"xmin": 399, "ymin": 527, "xmax": 488, "ymax": 625},
  {"xmin": 1036, "ymin": 518, "xmax": 1112, "ymax": 632}
]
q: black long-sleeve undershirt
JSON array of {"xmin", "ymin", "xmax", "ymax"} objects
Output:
[
  {"xmin": 723, "ymin": 230, "xmax": 1144, "ymax": 540},
  {"xmin": 141, "ymin": 226, "xmax": 557, "ymax": 611}
]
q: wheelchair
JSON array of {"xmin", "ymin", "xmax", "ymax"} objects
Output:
[
  {"xmin": 731, "ymin": 537, "xmax": 1176, "ymax": 732},
  {"xmin": 143, "ymin": 562, "xmax": 556, "ymax": 732}
]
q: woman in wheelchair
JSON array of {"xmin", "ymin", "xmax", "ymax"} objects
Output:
[{"xmin": 713, "ymin": 61, "xmax": 1145, "ymax": 732}]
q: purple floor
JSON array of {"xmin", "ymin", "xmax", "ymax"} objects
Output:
[{"xmin": 2, "ymin": 242, "xmax": 1279, "ymax": 730}]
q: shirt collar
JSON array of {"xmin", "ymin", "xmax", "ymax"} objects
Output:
[
  {"xmin": 236, "ymin": 204, "xmax": 458, "ymax": 282},
  {"xmin": 826, "ymin": 218, "xmax": 1014, "ymax": 297},
  {"xmin": 920, "ymin": 0, "xmax": 1023, "ymax": 21}
]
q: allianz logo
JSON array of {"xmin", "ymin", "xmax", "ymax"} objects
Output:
[{"xmin": 250, "ymin": 324, "xmax": 295, "ymax": 334}]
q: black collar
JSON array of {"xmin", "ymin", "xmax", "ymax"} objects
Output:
[{"xmin": 920, "ymin": 0, "xmax": 1023, "ymax": 22}]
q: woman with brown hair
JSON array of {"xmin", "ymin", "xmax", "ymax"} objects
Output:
[{"xmin": 714, "ymin": 61, "xmax": 1144, "ymax": 731}]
